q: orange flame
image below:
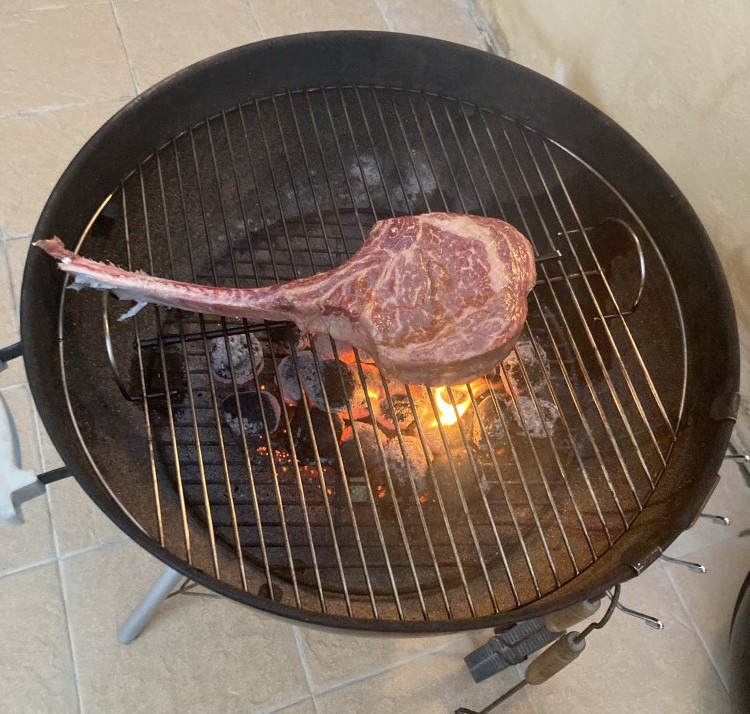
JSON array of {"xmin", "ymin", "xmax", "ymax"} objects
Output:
[{"xmin": 433, "ymin": 386, "xmax": 471, "ymax": 426}]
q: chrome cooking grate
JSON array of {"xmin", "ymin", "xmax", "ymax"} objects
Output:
[{"xmin": 69, "ymin": 85, "xmax": 686, "ymax": 622}]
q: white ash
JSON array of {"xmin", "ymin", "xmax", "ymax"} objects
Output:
[
  {"xmin": 280, "ymin": 351, "xmax": 355, "ymax": 411},
  {"xmin": 421, "ymin": 421, "xmax": 470, "ymax": 456},
  {"xmin": 384, "ymin": 435, "xmax": 431, "ymax": 490},
  {"xmin": 304, "ymin": 358, "xmax": 355, "ymax": 411},
  {"xmin": 509, "ymin": 396, "xmax": 559, "ymax": 438},
  {"xmin": 210, "ymin": 333, "xmax": 264, "ymax": 385},
  {"xmin": 222, "ymin": 390, "xmax": 281, "ymax": 437},
  {"xmin": 278, "ymin": 354, "xmax": 303, "ymax": 404},
  {"xmin": 502, "ymin": 339, "xmax": 550, "ymax": 395},
  {"xmin": 472, "ymin": 395, "xmax": 507, "ymax": 449},
  {"xmin": 478, "ymin": 474, "xmax": 490, "ymax": 495}
]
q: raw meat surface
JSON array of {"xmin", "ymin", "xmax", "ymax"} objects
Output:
[{"xmin": 35, "ymin": 213, "xmax": 536, "ymax": 386}]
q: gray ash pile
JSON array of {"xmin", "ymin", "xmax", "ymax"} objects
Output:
[{"xmin": 209, "ymin": 333, "xmax": 264, "ymax": 384}]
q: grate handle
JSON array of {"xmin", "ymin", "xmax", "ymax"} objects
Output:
[
  {"xmin": 524, "ymin": 631, "xmax": 586, "ymax": 685},
  {"xmin": 0, "ymin": 341, "xmax": 22, "ymax": 372},
  {"xmin": 0, "ymin": 392, "xmax": 43, "ymax": 525}
]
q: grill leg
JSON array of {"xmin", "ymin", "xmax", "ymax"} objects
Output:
[{"xmin": 117, "ymin": 566, "xmax": 183, "ymax": 644}]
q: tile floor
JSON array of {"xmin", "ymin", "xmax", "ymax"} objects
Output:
[{"xmin": 0, "ymin": 1, "xmax": 748, "ymax": 712}]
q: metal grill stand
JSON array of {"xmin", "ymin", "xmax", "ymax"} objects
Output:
[{"xmin": 116, "ymin": 566, "xmax": 183, "ymax": 644}]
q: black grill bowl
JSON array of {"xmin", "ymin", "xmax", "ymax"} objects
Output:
[{"xmin": 21, "ymin": 32, "xmax": 738, "ymax": 632}]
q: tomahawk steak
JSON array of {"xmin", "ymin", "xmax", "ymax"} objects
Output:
[{"xmin": 36, "ymin": 213, "xmax": 537, "ymax": 386}]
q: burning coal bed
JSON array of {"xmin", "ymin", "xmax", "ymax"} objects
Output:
[{"xmin": 209, "ymin": 330, "xmax": 561, "ymax": 507}]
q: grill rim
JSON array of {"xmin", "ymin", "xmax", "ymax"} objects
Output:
[{"xmin": 21, "ymin": 31, "xmax": 739, "ymax": 632}]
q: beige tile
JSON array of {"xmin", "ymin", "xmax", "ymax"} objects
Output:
[
  {"xmin": 37, "ymin": 419, "xmax": 64, "ymax": 471},
  {"xmin": 1, "ymin": 0, "xmax": 106, "ymax": 12},
  {"xmin": 48, "ymin": 478, "xmax": 127, "ymax": 557},
  {"xmin": 664, "ymin": 460, "xmax": 750, "ymax": 558},
  {"xmin": 0, "ymin": 385, "xmax": 55, "ymax": 574},
  {"xmin": 706, "ymin": 458, "xmax": 750, "ymax": 530},
  {"xmin": 274, "ymin": 698, "xmax": 317, "ymax": 714},
  {"xmin": 0, "ymin": 240, "xmax": 26, "ymax": 387},
  {"xmin": 0, "ymin": 5, "xmax": 133, "ymax": 116},
  {"xmin": 0, "ymin": 353, "xmax": 26, "ymax": 389},
  {"xmin": 526, "ymin": 562, "xmax": 730, "ymax": 713},
  {"xmin": 377, "ymin": 0, "xmax": 486, "ymax": 48},
  {"xmin": 114, "ymin": 0, "xmax": 262, "ymax": 91},
  {"xmin": 296, "ymin": 623, "xmax": 460, "ymax": 692},
  {"xmin": 0, "ymin": 241, "xmax": 25, "ymax": 388},
  {"xmin": 5, "ymin": 236, "xmax": 28, "ymax": 309},
  {"xmin": 0, "ymin": 100, "xmax": 129, "ymax": 237},
  {"xmin": 62, "ymin": 540, "xmax": 310, "ymax": 712},
  {"xmin": 0, "ymin": 563, "xmax": 78, "ymax": 713},
  {"xmin": 251, "ymin": 0, "xmax": 387, "ymax": 37},
  {"xmin": 0, "ymin": 492, "xmax": 54, "ymax": 576},
  {"xmin": 667, "ymin": 535, "xmax": 750, "ymax": 688},
  {"xmin": 0, "ymin": 384, "xmax": 41, "ymax": 473},
  {"xmin": 316, "ymin": 635, "xmax": 534, "ymax": 713}
]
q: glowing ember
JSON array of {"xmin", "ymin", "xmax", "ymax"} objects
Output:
[
  {"xmin": 376, "ymin": 484, "xmax": 386, "ymax": 498},
  {"xmin": 433, "ymin": 386, "xmax": 471, "ymax": 426}
]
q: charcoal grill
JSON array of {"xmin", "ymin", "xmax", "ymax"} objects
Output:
[{"xmin": 16, "ymin": 33, "xmax": 738, "ymax": 632}]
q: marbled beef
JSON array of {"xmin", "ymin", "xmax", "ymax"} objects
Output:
[{"xmin": 36, "ymin": 213, "xmax": 536, "ymax": 386}]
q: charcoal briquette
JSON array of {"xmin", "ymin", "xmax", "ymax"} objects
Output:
[
  {"xmin": 384, "ymin": 435, "xmax": 430, "ymax": 489},
  {"xmin": 278, "ymin": 354, "xmax": 303, "ymax": 404},
  {"xmin": 340, "ymin": 421, "xmax": 386, "ymax": 476},
  {"xmin": 303, "ymin": 357, "xmax": 355, "ymax": 411},
  {"xmin": 283, "ymin": 352, "xmax": 355, "ymax": 411},
  {"xmin": 290, "ymin": 407, "xmax": 343, "ymax": 465},
  {"xmin": 222, "ymin": 390, "xmax": 281, "ymax": 437},
  {"xmin": 209, "ymin": 333, "xmax": 264, "ymax": 384}
]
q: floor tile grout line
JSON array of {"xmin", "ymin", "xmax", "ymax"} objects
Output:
[
  {"xmin": 57, "ymin": 536, "xmax": 131, "ymax": 564},
  {"xmin": 0, "ymin": 555, "xmax": 58, "ymax": 580},
  {"xmin": 242, "ymin": 0, "xmax": 266, "ymax": 39},
  {"xmin": 31, "ymin": 400, "xmax": 50, "ymax": 474},
  {"xmin": 0, "ymin": 2, "xmax": 109, "ymax": 17},
  {"xmin": 109, "ymin": 0, "xmax": 141, "ymax": 95},
  {"xmin": 370, "ymin": 0, "xmax": 395, "ymax": 32},
  {"xmin": 0, "ymin": 95, "xmax": 135, "ymax": 123},
  {"xmin": 670, "ymin": 529, "xmax": 750, "ymax": 563},
  {"xmin": 311, "ymin": 694, "xmax": 322, "ymax": 714},
  {"xmin": 309, "ymin": 635, "xmax": 460, "ymax": 698},
  {"xmin": 264, "ymin": 694, "xmax": 316, "ymax": 714},
  {"xmin": 58, "ymin": 535, "xmax": 130, "ymax": 563},
  {"xmin": 0, "ymin": 381, "xmax": 30, "ymax": 393},
  {"xmin": 457, "ymin": 0, "xmax": 505, "ymax": 54},
  {"xmin": 0, "ymin": 239, "xmax": 21, "ymax": 336},
  {"xmin": 292, "ymin": 626, "xmax": 317, "ymax": 697},
  {"xmin": 52, "ymin": 529, "xmax": 85, "ymax": 713},
  {"xmin": 664, "ymin": 564, "xmax": 730, "ymax": 693}
]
